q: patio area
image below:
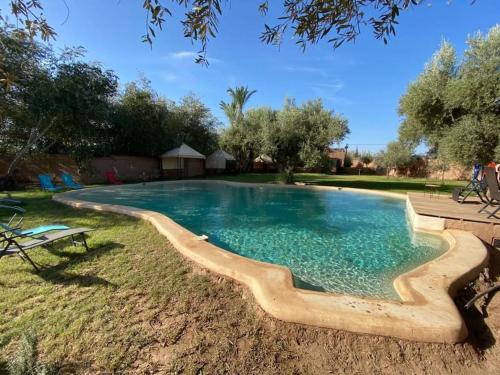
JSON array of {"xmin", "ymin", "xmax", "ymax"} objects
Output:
[{"xmin": 408, "ymin": 192, "xmax": 500, "ymax": 244}]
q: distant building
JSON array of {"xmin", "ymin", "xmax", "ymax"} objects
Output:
[
  {"xmin": 160, "ymin": 143, "xmax": 205, "ymax": 178},
  {"xmin": 328, "ymin": 148, "xmax": 347, "ymax": 171},
  {"xmin": 206, "ymin": 149, "xmax": 236, "ymax": 173},
  {"xmin": 253, "ymin": 154, "xmax": 276, "ymax": 172}
]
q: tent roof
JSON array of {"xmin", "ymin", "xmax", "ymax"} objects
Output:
[
  {"xmin": 254, "ymin": 154, "xmax": 274, "ymax": 163},
  {"xmin": 160, "ymin": 143, "xmax": 206, "ymax": 159},
  {"xmin": 208, "ymin": 149, "xmax": 236, "ymax": 161}
]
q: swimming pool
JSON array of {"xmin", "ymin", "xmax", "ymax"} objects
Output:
[{"xmin": 75, "ymin": 181, "xmax": 448, "ymax": 299}]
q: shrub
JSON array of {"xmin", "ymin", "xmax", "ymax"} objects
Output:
[{"xmin": 8, "ymin": 331, "xmax": 56, "ymax": 375}]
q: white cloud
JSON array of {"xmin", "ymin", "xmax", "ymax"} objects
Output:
[
  {"xmin": 284, "ymin": 65, "xmax": 327, "ymax": 76},
  {"xmin": 166, "ymin": 51, "xmax": 222, "ymax": 64},
  {"xmin": 311, "ymin": 82, "xmax": 344, "ymax": 92},
  {"xmin": 309, "ymin": 80, "xmax": 352, "ymax": 106},
  {"xmin": 162, "ymin": 72, "xmax": 179, "ymax": 82},
  {"xmin": 169, "ymin": 51, "xmax": 198, "ymax": 59}
]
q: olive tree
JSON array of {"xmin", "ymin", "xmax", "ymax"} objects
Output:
[
  {"xmin": 220, "ymin": 107, "xmax": 275, "ymax": 171},
  {"xmin": 0, "ymin": 26, "xmax": 118, "ymax": 187},
  {"xmin": 262, "ymin": 99, "xmax": 349, "ymax": 183},
  {"xmin": 375, "ymin": 141, "xmax": 414, "ymax": 177},
  {"xmin": 398, "ymin": 26, "xmax": 500, "ymax": 166},
  {"xmin": 2, "ymin": 1, "xmax": 437, "ymax": 66},
  {"xmin": 360, "ymin": 152, "xmax": 374, "ymax": 167}
]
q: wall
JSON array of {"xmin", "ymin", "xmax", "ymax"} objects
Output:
[
  {"xmin": 0, "ymin": 154, "xmax": 79, "ymax": 184},
  {"xmin": 82, "ymin": 156, "xmax": 160, "ymax": 183},
  {"xmin": 0, "ymin": 154, "xmax": 160, "ymax": 185}
]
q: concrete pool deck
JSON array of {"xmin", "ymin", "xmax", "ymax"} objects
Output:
[{"xmin": 54, "ymin": 180, "xmax": 489, "ymax": 343}]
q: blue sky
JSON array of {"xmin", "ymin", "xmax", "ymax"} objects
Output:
[{"xmin": 2, "ymin": 0, "xmax": 498, "ymax": 152}]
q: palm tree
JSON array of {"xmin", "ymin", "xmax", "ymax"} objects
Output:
[{"xmin": 219, "ymin": 85, "xmax": 256, "ymax": 126}]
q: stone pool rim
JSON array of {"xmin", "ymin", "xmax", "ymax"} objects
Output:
[{"xmin": 53, "ymin": 180, "xmax": 488, "ymax": 343}]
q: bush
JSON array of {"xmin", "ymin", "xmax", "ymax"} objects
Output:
[{"xmin": 8, "ymin": 331, "xmax": 56, "ymax": 375}]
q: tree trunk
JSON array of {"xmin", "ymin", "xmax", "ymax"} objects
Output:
[
  {"xmin": 285, "ymin": 166, "xmax": 294, "ymax": 184},
  {"xmin": 3, "ymin": 118, "xmax": 56, "ymax": 187}
]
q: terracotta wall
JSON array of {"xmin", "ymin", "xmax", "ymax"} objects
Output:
[
  {"xmin": 0, "ymin": 154, "xmax": 79, "ymax": 184},
  {"xmin": 0, "ymin": 154, "xmax": 160, "ymax": 184},
  {"xmin": 81, "ymin": 156, "xmax": 160, "ymax": 184}
]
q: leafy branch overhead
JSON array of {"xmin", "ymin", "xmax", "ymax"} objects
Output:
[{"xmin": 3, "ymin": 0, "xmax": 425, "ymax": 65}]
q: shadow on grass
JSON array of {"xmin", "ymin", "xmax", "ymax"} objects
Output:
[
  {"xmin": 0, "ymin": 360, "xmax": 8, "ymax": 375},
  {"xmin": 33, "ymin": 240, "xmax": 124, "ymax": 288}
]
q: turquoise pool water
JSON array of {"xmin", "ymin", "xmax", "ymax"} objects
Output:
[{"xmin": 78, "ymin": 182, "xmax": 448, "ymax": 299}]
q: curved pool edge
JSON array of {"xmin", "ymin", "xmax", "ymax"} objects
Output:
[{"xmin": 53, "ymin": 180, "xmax": 489, "ymax": 343}]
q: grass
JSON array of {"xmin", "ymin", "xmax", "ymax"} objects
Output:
[
  {"xmin": 207, "ymin": 173, "xmax": 467, "ymax": 194},
  {"xmin": 0, "ymin": 186, "xmax": 494, "ymax": 373},
  {"xmin": 0, "ymin": 190, "xmax": 256, "ymax": 373}
]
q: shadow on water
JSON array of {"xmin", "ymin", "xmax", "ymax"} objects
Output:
[
  {"xmin": 32, "ymin": 240, "xmax": 124, "ymax": 288},
  {"xmin": 293, "ymin": 275, "xmax": 326, "ymax": 292}
]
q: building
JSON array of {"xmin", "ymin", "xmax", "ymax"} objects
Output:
[
  {"xmin": 328, "ymin": 148, "xmax": 347, "ymax": 171},
  {"xmin": 206, "ymin": 149, "xmax": 236, "ymax": 173},
  {"xmin": 160, "ymin": 143, "xmax": 205, "ymax": 178},
  {"xmin": 253, "ymin": 154, "xmax": 276, "ymax": 172}
]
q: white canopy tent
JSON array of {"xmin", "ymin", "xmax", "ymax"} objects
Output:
[
  {"xmin": 206, "ymin": 149, "xmax": 236, "ymax": 170},
  {"xmin": 160, "ymin": 143, "xmax": 206, "ymax": 178},
  {"xmin": 254, "ymin": 154, "xmax": 274, "ymax": 164}
]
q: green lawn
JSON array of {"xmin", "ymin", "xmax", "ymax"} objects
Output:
[{"xmin": 207, "ymin": 173, "xmax": 467, "ymax": 194}]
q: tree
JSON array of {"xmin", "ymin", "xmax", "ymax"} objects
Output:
[
  {"xmin": 0, "ymin": 26, "xmax": 117, "ymax": 186},
  {"xmin": 111, "ymin": 83, "xmax": 220, "ymax": 157},
  {"xmin": 262, "ymin": 99, "xmax": 349, "ymax": 183},
  {"xmin": 170, "ymin": 94, "xmax": 220, "ymax": 155},
  {"xmin": 110, "ymin": 79, "xmax": 173, "ymax": 156},
  {"xmin": 360, "ymin": 152, "xmax": 374, "ymax": 167},
  {"xmin": 376, "ymin": 141, "xmax": 414, "ymax": 177},
  {"xmin": 398, "ymin": 26, "xmax": 500, "ymax": 166},
  {"xmin": 398, "ymin": 41, "xmax": 458, "ymax": 152},
  {"xmin": 438, "ymin": 115, "xmax": 498, "ymax": 166},
  {"xmin": 220, "ymin": 107, "xmax": 274, "ymax": 171},
  {"xmin": 219, "ymin": 86, "xmax": 256, "ymax": 126},
  {"xmin": 2, "ymin": 1, "xmax": 435, "ymax": 66}
]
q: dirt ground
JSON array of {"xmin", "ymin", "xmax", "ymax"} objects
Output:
[{"xmin": 117, "ymin": 247, "xmax": 500, "ymax": 374}]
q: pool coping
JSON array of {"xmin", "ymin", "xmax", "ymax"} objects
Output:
[{"xmin": 53, "ymin": 180, "xmax": 488, "ymax": 343}]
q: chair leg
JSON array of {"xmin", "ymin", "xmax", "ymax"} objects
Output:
[
  {"xmin": 478, "ymin": 202, "xmax": 490, "ymax": 213},
  {"xmin": 81, "ymin": 234, "xmax": 89, "ymax": 252},
  {"xmin": 487, "ymin": 206, "xmax": 500, "ymax": 219},
  {"xmin": 18, "ymin": 248, "xmax": 39, "ymax": 272}
]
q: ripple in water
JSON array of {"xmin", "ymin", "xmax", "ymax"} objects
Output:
[{"xmin": 79, "ymin": 182, "xmax": 448, "ymax": 300}]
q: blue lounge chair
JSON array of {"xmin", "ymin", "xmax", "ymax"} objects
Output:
[
  {"xmin": 0, "ymin": 205, "xmax": 69, "ymax": 238},
  {"xmin": 38, "ymin": 174, "xmax": 62, "ymax": 192},
  {"xmin": 1, "ymin": 223, "xmax": 70, "ymax": 237},
  {"xmin": 61, "ymin": 172, "xmax": 83, "ymax": 190},
  {"xmin": 0, "ymin": 193, "xmax": 22, "ymax": 205}
]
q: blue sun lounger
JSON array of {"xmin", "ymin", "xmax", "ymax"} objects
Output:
[
  {"xmin": 38, "ymin": 174, "xmax": 62, "ymax": 192},
  {"xmin": 61, "ymin": 172, "xmax": 83, "ymax": 190},
  {"xmin": 0, "ymin": 193, "xmax": 22, "ymax": 205},
  {"xmin": 0, "ymin": 205, "xmax": 69, "ymax": 238}
]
